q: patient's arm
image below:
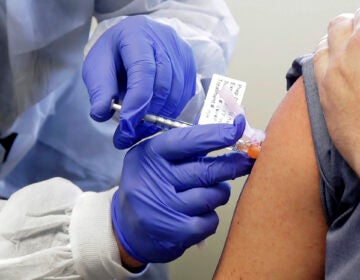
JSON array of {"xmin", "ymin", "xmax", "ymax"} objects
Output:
[{"xmin": 214, "ymin": 77, "xmax": 328, "ymax": 279}]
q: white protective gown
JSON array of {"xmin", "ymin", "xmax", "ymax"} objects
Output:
[{"xmin": 0, "ymin": 0, "xmax": 239, "ymax": 279}]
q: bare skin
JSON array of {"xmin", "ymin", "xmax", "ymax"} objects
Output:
[
  {"xmin": 113, "ymin": 228, "xmax": 145, "ymax": 272},
  {"xmin": 213, "ymin": 77, "xmax": 328, "ymax": 279},
  {"xmin": 314, "ymin": 11, "xmax": 360, "ymax": 177}
]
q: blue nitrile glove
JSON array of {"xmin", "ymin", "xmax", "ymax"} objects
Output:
[
  {"xmin": 82, "ymin": 15, "xmax": 196, "ymax": 149},
  {"xmin": 112, "ymin": 115, "xmax": 255, "ymax": 264}
]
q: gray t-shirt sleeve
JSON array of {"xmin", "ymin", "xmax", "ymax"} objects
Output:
[{"xmin": 286, "ymin": 55, "xmax": 360, "ymax": 279}]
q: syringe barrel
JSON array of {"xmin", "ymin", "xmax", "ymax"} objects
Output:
[{"xmin": 111, "ymin": 100, "xmax": 192, "ymax": 129}]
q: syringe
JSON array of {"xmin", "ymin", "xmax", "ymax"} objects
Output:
[
  {"xmin": 111, "ymin": 100, "xmax": 192, "ymax": 129},
  {"xmin": 111, "ymin": 100, "xmax": 264, "ymax": 159}
]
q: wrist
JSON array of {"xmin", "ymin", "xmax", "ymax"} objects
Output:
[
  {"xmin": 113, "ymin": 227, "xmax": 146, "ymax": 272},
  {"xmin": 111, "ymin": 190, "xmax": 146, "ymax": 272}
]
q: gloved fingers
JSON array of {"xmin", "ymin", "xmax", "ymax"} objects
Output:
[
  {"xmin": 150, "ymin": 114, "xmax": 246, "ymax": 160},
  {"xmin": 115, "ymin": 34, "xmax": 156, "ymax": 144},
  {"xmin": 172, "ymin": 152, "xmax": 254, "ymax": 191},
  {"xmin": 113, "ymin": 121, "xmax": 160, "ymax": 149},
  {"xmin": 82, "ymin": 30, "xmax": 123, "ymax": 122},
  {"xmin": 147, "ymin": 41, "xmax": 172, "ymax": 115},
  {"xmin": 160, "ymin": 39, "xmax": 196, "ymax": 118},
  {"xmin": 113, "ymin": 39, "xmax": 173, "ymax": 148},
  {"xmin": 171, "ymin": 182, "xmax": 231, "ymax": 216},
  {"xmin": 182, "ymin": 212, "xmax": 219, "ymax": 248}
]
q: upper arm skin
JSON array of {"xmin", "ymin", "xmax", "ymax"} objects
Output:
[{"xmin": 214, "ymin": 77, "xmax": 328, "ymax": 279}]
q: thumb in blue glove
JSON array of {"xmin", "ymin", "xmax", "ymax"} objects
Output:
[
  {"xmin": 82, "ymin": 15, "xmax": 196, "ymax": 149},
  {"xmin": 112, "ymin": 114, "xmax": 255, "ymax": 264}
]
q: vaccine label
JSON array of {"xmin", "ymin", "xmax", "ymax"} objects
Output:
[{"xmin": 198, "ymin": 74, "xmax": 247, "ymax": 125}]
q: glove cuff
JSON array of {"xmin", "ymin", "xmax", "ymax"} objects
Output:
[{"xmin": 70, "ymin": 188, "xmax": 148, "ymax": 279}]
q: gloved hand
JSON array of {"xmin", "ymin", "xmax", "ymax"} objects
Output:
[
  {"xmin": 112, "ymin": 115, "xmax": 255, "ymax": 264},
  {"xmin": 82, "ymin": 15, "xmax": 196, "ymax": 149}
]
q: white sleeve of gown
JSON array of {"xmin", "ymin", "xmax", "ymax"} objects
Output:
[{"xmin": 0, "ymin": 178, "xmax": 148, "ymax": 280}]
